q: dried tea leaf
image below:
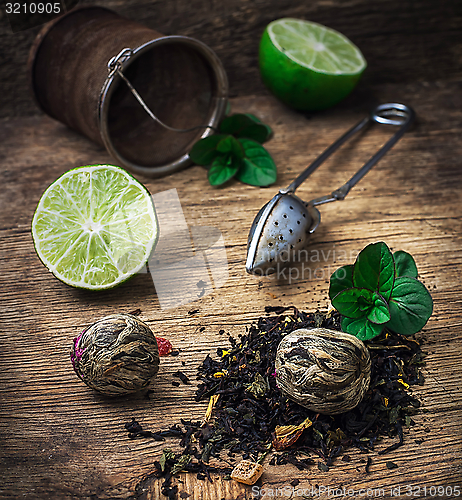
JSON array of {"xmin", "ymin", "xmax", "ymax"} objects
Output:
[
  {"xmin": 126, "ymin": 307, "xmax": 425, "ymax": 492},
  {"xmin": 389, "ymin": 405, "xmax": 401, "ymax": 424},
  {"xmin": 249, "ymin": 350, "xmax": 261, "ymax": 364},
  {"xmin": 171, "ymin": 454, "xmax": 191, "ymax": 475},
  {"xmin": 243, "ymin": 413, "xmax": 255, "ymax": 424},
  {"xmin": 201, "ymin": 394, "xmax": 220, "ymax": 426},
  {"xmin": 272, "ymin": 417, "xmax": 312, "ymax": 451},
  {"xmin": 223, "ymin": 439, "xmax": 240, "ymax": 449},
  {"xmin": 160, "ymin": 449, "xmax": 176, "ymax": 472},
  {"xmin": 326, "ymin": 428, "xmax": 347, "ymax": 448},
  {"xmin": 246, "ymin": 372, "xmax": 268, "ymax": 398},
  {"xmin": 313, "ymin": 428, "xmax": 324, "ymax": 441}
]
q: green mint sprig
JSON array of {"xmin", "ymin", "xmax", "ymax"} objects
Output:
[
  {"xmin": 189, "ymin": 113, "xmax": 277, "ymax": 187},
  {"xmin": 329, "ymin": 242, "xmax": 433, "ymax": 340}
]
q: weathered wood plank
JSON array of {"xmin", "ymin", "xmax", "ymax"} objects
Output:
[
  {"xmin": 1, "ymin": 78, "xmax": 462, "ymax": 499},
  {"xmin": 1, "ymin": 0, "xmax": 462, "ymax": 117}
]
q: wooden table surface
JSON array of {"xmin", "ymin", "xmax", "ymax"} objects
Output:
[{"xmin": 1, "ymin": 76, "xmax": 462, "ymax": 499}]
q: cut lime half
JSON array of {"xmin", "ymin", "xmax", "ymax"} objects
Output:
[
  {"xmin": 32, "ymin": 165, "xmax": 158, "ymax": 290},
  {"xmin": 259, "ymin": 18, "xmax": 367, "ymax": 111}
]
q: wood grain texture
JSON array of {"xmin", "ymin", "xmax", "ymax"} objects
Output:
[
  {"xmin": 1, "ymin": 75, "xmax": 461, "ymax": 499},
  {"xmin": 1, "ymin": 0, "xmax": 462, "ymax": 117}
]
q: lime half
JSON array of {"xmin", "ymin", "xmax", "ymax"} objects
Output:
[
  {"xmin": 32, "ymin": 165, "xmax": 158, "ymax": 290},
  {"xmin": 259, "ymin": 18, "xmax": 367, "ymax": 111}
]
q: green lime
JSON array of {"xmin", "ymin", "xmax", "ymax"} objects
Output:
[
  {"xmin": 32, "ymin": 165, "xmax": 158, "ymax": 290},
  {"xmin": 259, "ymin": 18, "xmax": 367, "ymax": 111}
]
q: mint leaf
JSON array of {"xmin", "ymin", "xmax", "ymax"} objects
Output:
[
  {"xmin": 386, "ymin": 276, "xmax": 433, "ymax": 335},
  {"xmin": 207, "ymin": 155, "xmax": 240, "ymax": 186},
  {"xmin": 394, "ymin": 250, "xmax": 418, "ymax": 278},
  {"xmin": 332, "ymin": 288, "xmax": 373, "ymax": 319},
  {"xmin": 189, "ymin": 134, "xmax": 227, "ymax": 165},
  {"xmin": 353, "ymin": 241, "xmax": 395, "ymax": 301},
  {"xmin": 244, "ymin": 113, "xmax": 262, "ymax": 123},
  {"xmin": 239, "ymin": 123, "xmax": 272, "ymax": 143},
  {"xmin": 367, "ymin": 292, "xmax": 391, "ymax": 324},
  {"xmin": 216, "ymin": 135, "xmax": 245, "ymax": 159},
  {"xmin": 243, "ymin": 114, "xmax": 272, "ymax": 143},
  {"xmin": 329, "ymin": 265, "xmax": 353, "ymax": 300},
  {"xmin": 219, "ymin": 114, "xmax": 272, "ymax": 143},
  {"xmin": 236, "ymin": 139, "xmax": 277, "ymax": 186},
  {"xmin": 220, "ymin": 114, "xmax": 254, "ymax": 134},
  {"xmin": 341, "ymin": 316, "xmax": 384, "ymax": 341}
]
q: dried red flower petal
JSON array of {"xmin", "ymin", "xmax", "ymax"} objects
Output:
[{"xmin": 156, "ymin": 337, "xmax": 173, "ymax": 356}]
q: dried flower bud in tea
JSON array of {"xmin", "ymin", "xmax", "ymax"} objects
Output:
[
  {"xmin": 71, "ymin": 313, "xmax": 159, "ymax": 396},
  {"xmin": 156, "ymin": 337, "xmax": 173, "ymax": 356},
  {"xmin": 275, "ymin": 328, "xmax": 371, "ymax": 414}
]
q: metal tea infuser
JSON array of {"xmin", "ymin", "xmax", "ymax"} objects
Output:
[{"xmin": 246, "ymin": 103, "xmax": 415, "ymax": 275}]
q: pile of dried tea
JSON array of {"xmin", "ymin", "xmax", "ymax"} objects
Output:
[{"xmin": 126, "ymin": 307, "xmax": 426, "ymax": 498}]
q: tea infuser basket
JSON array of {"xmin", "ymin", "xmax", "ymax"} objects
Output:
[{"xmin": 28, "ymin": 6, "xmax": 228, "ymax": 177}]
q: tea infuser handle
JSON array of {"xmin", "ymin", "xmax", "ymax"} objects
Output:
[
  {"xmin": 282, "ymin": 103, "xmax": 415, "ymax": 199},
  {"xmin": 107, "ymin": 47, "xmax": 134, "ymax": 76},
  {"xmin": 104, "ymin": 47, "xmax": 219, "ymax": 134},
  {"xmin": 281, "ymin": 115, "xmax": 370, "ymax": 195},
  {"xmin": 307, "ymin": 103, "xmax": 415, "ymax": 207}
]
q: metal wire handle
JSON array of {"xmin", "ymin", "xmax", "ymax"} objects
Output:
[
  {"xmin": 106, "ymin": 47, "xmax": 218, "ymax": 134},
  {"xmin": 280, "ymin": 103, "xmax": 415, "ymax": 202}
]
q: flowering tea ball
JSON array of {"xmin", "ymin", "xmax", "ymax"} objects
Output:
[
  {"xmin": 71, "ymin": 314, "xmax": 160, "ymax": 396},
  {"xmin": 275, "ymin": 328, "xmax": 371, "ymax": 414}
]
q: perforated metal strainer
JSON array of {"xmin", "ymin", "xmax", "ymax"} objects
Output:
[{"xmin": 246, "ymin": 103, "xmax": 415, "ymax": 275}]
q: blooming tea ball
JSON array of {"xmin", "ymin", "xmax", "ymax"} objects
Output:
[
  {"xmin": 71, "ymin": 314, "xmax": 160, "ymax": 396},
  {"xmin": 275, "ymin": 328, "xmax": 371, "ymax": 414}
]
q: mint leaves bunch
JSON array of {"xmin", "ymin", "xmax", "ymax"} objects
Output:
[
  {"xmin": 189, "ymin": 113, "xmax": 277, "ymax": 187},
  {"xmin": 329, "ymin": 242, "xmax": 433, "ymax": 340}
]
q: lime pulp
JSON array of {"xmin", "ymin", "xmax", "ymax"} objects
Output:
[{"xmin": 32, "ymin": 165, "xmax": 158, "ymax": 290}]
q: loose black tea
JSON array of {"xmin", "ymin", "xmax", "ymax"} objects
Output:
[
  {"xmin": 126, "ymin": 307, "xmax": 425, "ymax": 498},
  {"xmin": 173, "ymin": 371, "xmax": 190, "ymax": 385}
]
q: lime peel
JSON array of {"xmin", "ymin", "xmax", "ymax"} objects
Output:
[{"xmin": 32, "ymin": 165, "xmax": 158, "ymax": 290}]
